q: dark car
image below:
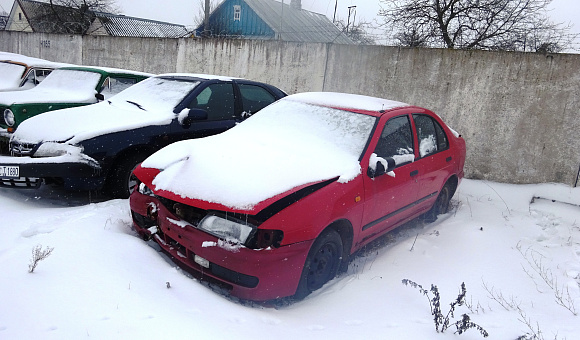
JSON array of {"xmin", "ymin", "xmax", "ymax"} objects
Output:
[
  {"xmin": 0, "ymin": 74, "xmax": 286, "ymax": 198},
  {"xmin": 129, "ymin": 92, "xmax": 466, "ymax": 302}
]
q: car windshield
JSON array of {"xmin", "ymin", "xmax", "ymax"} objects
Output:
[
  {"xmin": 35, "ymin": 69, "xmax": 101, "ymax": 93},
  {"xmin": 254, "ymin": 100, "xmax": 377, "ymax": 159},
  {"xmin": 109, "ymin": 77, "xmax": 201, "ymax": 112},
  {"xmin": 0, "ymin": 62, "xmax": 26, "ymax": 90}
]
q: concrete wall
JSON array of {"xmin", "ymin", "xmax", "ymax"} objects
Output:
[{"xmin": 1, "ymin": 31, "xmax": 579, "ymax": 186}]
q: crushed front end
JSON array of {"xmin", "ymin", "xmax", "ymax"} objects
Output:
[{"xmin": 129, "ymin": 181, "xmax": 312, "ymax": 302}]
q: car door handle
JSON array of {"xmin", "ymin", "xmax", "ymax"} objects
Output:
[
  {"xmin": 410, "ymin": 170, "xmax": 419, "ymax": 177},
  {"xmin": 446, "ymin": 156, "xmax": 452, "ymax": 162}
]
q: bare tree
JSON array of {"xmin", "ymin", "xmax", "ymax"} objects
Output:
[
  {"xmin": 335, "ymin": 20, "xmax": 376, "ymax": 45},
  {"xmin": 379, "ymin": 0, "xmax": 577, "ymax": 52},
  {"xmin": 193, "ymin": 0, "xmax": 218, "ymax": 27},
  {"xmin": 29, "ymin": 0, "xmax": 118, "ymax": 34}
]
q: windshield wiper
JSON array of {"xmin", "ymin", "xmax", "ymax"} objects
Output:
[{"xmin": 126, "ymin": 100, "xmax": 146, "ymax": 111}]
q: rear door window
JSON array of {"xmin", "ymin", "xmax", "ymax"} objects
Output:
[
  {"xmin": 189, "ymin": 83, "xmax": 235, "ymax": 120},
  {"xmin": 238, "ymin": 84, "xmax": 277, "ymax": 117},
  {"xmin": 413, "ymin": 114, "xmax": 448, "ymax": 157}
]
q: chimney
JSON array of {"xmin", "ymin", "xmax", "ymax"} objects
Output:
[{"xmin": 290, "ymin": 0, "xmax": 301, "ymax": 10}]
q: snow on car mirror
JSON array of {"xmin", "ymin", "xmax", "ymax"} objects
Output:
[{"xmin": 368, "ymin": 153, "xmax": 396, "ymax": 178}]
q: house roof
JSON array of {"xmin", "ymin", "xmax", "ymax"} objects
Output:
[
  {"xmin": 92, "ymin": 12, "xmax": 189, "ymax": 38},
  {"xmin": 200, "ymin": 0, "xmax": 353, "ymax": 44},
  {"xmin": 18, "ymin": 0, "xmax": 94, "ymax": 34},
  {"xmin": 12, "ymin": 0, "xmax": 188, "ymax": 37},
  {"xmin": 243, "ymin": 0, "xmax": 352, "ymax": 44}
]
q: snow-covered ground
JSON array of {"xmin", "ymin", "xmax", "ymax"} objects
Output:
[{"xmin": 0, "ymin": 179, "xmax": 579, "ymax": 339}]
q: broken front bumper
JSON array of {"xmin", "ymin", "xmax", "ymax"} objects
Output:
[{"xmin": 129, "ymin": 191, "xmax": 313, "ymax": 302}]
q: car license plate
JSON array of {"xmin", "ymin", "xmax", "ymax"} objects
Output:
[{"xmin": 0, "ymin": 165, "xmax": 19, "ymax": 178}]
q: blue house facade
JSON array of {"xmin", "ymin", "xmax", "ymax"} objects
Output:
[{"xmin": 196, "ymin": 0, "xmax": 353, "ymax": 44}]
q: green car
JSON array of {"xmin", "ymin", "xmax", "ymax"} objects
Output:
[{"xmin": 0, "ymin": 66, "xmax": 151, "ymax": 136}]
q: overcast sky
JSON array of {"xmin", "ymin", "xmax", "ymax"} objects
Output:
[{"xmin": 1, "ymin": 0, "xmax": 578, "ymax": 49}]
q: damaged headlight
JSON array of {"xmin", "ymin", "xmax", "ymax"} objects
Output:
[
  {"xmin": 198, "ymin": 214, "xmax": 256, "ymax": 245},
  {"xmin": 33, "ymin": 142, "xmax": 80, "ymax": 157}
]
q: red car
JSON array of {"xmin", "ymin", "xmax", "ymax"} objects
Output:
[{"xmin": 129, "ymin": 92, "xmax": 466, "ymax": 301}]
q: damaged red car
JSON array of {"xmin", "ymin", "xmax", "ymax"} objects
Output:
[{"xmin": 129, "ymin": 92, "xmax": 466, "ymax": 301}]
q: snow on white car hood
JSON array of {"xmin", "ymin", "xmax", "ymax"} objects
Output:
[{"xmin": 142, "ymin": 96, "xmax": 378, "ymax": 209}]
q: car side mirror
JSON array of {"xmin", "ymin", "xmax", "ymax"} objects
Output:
[
  {"xmin": 368, "ymin": 157, "xmax": 396, "ymax": 178},
  {"xmin": 95, "ymin": 93, "xmax": 105, "ymax": 101},
  {"xmin": 181, "ymin": 108, "xmax": 208, "ymax": 128}
]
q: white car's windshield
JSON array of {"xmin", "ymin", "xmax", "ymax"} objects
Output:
[
  {"xmin": 36, "ymin": 69, "xmax": 101, "ymax": 93},
  {"xmin": 0, "ymin": 62, "xmax": 26, "ymax": 90},
  {"xmin": 110, "ymin": 77, "xmax": 201, "ymax": 113}
]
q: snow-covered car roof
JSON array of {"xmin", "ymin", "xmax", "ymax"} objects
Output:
[
  {"xmin": 156, "ymin": 73, "xmax": 241, "ymax": 81},
  {"xmin": 140, "ymin": 93, "xmax": 398, "ymax": 211},
  {"xmin": 0, "ymin": 52, "xmax": 71, "ymax": 69},
  {"xmin": 74, "ymin": 65, "xmax": 153, "ymax": 77},
  {"xmin": 286, "ymin": 92, "xmax": 409, "ymax": 114}
]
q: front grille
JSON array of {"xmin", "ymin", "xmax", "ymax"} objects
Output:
[
  {"xmin": 0, "ymin": 177, "xmax": 42, "ymax": 188},
  {"xmin": 9, "ymin": 141, "xmax": 38, "ymax": 156},
  {"xmin": 155, "ymin": 196, "xmax": 207, "ymax": 226}
]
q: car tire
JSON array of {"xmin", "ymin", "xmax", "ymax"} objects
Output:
[
  {"xmin": 423, "ymin": 183, "xmax": 452, "ymax": 223},
  {"xmin": 294, "ymin": 229, "xmax": 343, "ymax": 300},
  {"xmin": 105, "ymin": 152, "xmax": 149, "ymax": 199}
]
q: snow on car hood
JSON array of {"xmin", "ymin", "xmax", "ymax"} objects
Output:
[
  {"xmin": 12, "ymin": 101, "xmax": 168, "ymax": 144},
  {"xmin": 0, "ymin": 69, "xmax": 101, "ymax": 106},
  {"xmin": 141, "ymin": 97, "xmax": 378, "ymax": 210},
  {"xmin": 12, "ymin": 77, "xmax": 201, "ymax": 144}
]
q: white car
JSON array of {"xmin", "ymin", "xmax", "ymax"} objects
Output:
[{"xmin": 0, "ymin": 52, "xmax": 70, "ymax": 91}]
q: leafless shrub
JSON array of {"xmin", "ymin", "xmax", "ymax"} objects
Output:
[
  {"xmin": 483, "ymin": 280, "xmax": 521, "ymax": 311},
  {"xmin": 28, "ymin": 244, "xmax": 54, "ymax": 273},
  {"xmin": 402, "ymin": 279, "xmax": 489, "ymax": 337},
  {"xmin": 517, "ymin": 243, "xmax": 578, "ymax": 316}
]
